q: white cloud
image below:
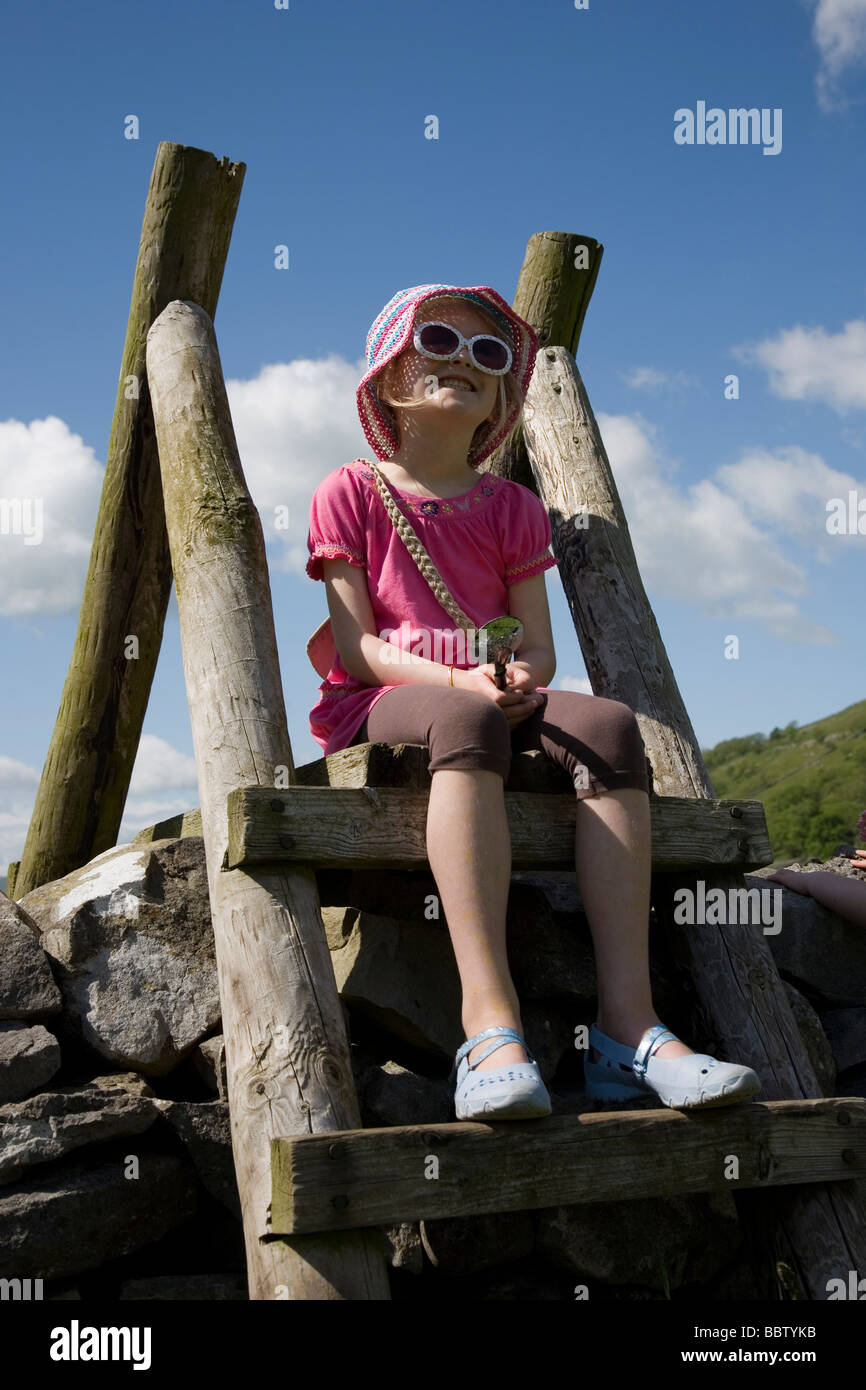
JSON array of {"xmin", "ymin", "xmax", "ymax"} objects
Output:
[
  {"xmin": 808, "ymin": 0, "xmax": 866, "ymax": 110},
  {"xmin": 0, "ymin": 755, "xmax": 40, "ymax": 791},
  {"xmin": 117, "ymin": 734, "xmax": 200, "ymax": 842},
  {"xmin": 595, "ymin": 412, "xmax": 856, "ymax": 642},
  {"xmin": 0, "ymin": 355, "xmax": 370, "ymax": 622},
  {"xmin": 0, "ymin": 757, "xmax": 40, "ymax": 880},
  {"xmin": 733, "ymin": 319, "xmax": 866, "ymax": 412},
  {"xmin": 225, "ymin": 355, "xmax": 370, "ymax": 576},
  {"xmin": 0, "ymin": 417, "xmax": 103, "ymax": 617},
  {"xmin": 557, "ymin": 676, "xmax": 594, "ymax": 695},
  {"xmin": 115, "ymin": 799, "xmax": 197, "ymax": 845},
  {"xmin": 622, "ymin": 367, "xmax": 701, "ymax": 393},
  {"xmin": 714, "ymin": 445, "xmax": 862, "ymax": 553},
  {"xmin": 0, "ymin": 737, "xmax": 200, "ymax": 879},
  {"xmin": 127, "ymin": 734, "xmax": 198, "ymax": 795}
]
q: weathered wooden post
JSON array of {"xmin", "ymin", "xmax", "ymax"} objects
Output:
[
  {"xmin": 15, "ymin": 143, "xmax": 244, "ymax": 898},
  {"xmin": 146, "ymin": 299, "xmax": 390, "ymax": 1301},
  {"xmin": 487, "ymin": 229, "xmax": 866, "ymax": 1298}
]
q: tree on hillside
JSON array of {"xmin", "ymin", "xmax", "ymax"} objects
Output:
[
  {"xmin": 704, "ymin": 732, "xmax": 766, "ymax": 768},
  {"xmin": 803, "ymin": 811, "xmax": 854, "ymax": 860}
]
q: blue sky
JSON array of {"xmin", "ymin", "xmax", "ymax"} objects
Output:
[{"xmin": 1, "ymin": 0, "xmax": 865, "ymax": 872}]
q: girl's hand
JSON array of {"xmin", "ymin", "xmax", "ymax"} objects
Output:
[
  {"xmin": 455, "ymin": 662, "xmax": 544, "ymax": 728},
  {"xmin": 505, "ymin": 661, "xmax": 540, "ymax": 696}
]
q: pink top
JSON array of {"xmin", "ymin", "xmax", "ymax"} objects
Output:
[{"xmin": 305, "ymin": 457, "xmax": 559, "ymax": 755}]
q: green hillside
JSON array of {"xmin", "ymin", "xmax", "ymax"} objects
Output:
[{"xmin": 702, "ymin": 699, "xmax": 866, "ymax": 865}]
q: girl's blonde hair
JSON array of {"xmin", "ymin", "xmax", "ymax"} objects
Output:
[{"xmin": 373, "ymin": 295, "xmax": 526, "ymax": 467}]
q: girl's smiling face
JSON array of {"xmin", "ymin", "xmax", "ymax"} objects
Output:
[{"xmin": 379, "ymin": 298, "xmax": 506, "ymax": 428}]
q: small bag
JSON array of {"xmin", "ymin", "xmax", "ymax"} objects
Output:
[
  {"xmin": 306, "ymin": 461, "xmax": 517, "ymax": 680},
  {"xmin": 306, "ymin": 615, "xmax": 338, "ymax": 680}
]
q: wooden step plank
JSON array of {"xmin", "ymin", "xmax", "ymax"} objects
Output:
[
  {"xmin": 227, "ymin": 785, "xmax": 772, "ymax": 872},
  {"xmin": 129, "ymin": 748, "xmax": 580, "ymax": 848},
  {"xmin": 294, "ymin": 743, "xmax": 581, "ymax": 793},
  {"xmin": 270, "ymin": 1098, "xmax": 866, "ymax": 1234}
]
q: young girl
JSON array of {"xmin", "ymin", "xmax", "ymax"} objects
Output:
[{"xmin": 306, "ymin": 282, "xmax": 761, "ymax": 1120}]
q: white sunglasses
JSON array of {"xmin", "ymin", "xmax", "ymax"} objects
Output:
[{"xmin": 412, "ymin": 320, "xmax": 514, "ymax": 375}]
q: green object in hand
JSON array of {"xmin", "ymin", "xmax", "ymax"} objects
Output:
[{"xmin": 478, "ymin": 616, "xmax": 524, "ymax": 690}]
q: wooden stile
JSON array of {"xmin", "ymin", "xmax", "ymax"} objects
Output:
[{"xmin": 17, "ymin": 176, "xmax": 862, "ymax": 1299}]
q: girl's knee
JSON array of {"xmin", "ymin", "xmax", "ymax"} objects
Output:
[
  {"xmin": 427, "ymin": 687, "xmax": 511, "ymax": 771},
  {"xmin": 435, "ymin": 687, "xmax": 510, "ymax": 738},
  {"xmin": 596, "ymin": 696, "xmax": 642, "ymax": 738}
]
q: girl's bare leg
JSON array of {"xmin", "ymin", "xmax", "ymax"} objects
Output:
[
  {"xmin": 426, "ymin": 768, "xmax": 529, "ymax": 1069},
  {"xmin": 576, "ymin": 788, "xmax": 693, "ymax": 1061},
  {"xmin": 427, "ymin": 774, "xmax": 695, "ymax": 1072}
]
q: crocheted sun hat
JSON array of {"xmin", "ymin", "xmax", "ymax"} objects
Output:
[{"xmin": 357, "ymin": 284, "xmax": 539, "ymax": 468}]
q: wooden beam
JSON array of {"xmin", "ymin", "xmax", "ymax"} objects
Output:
[
  {"xmin": 146, "ymin": 299, "xmax": 389, "ymax": 1301},
  {"xmin": 486, "ymin": 231, "xmax": 604, "ymax": 492},
  {"xmin": 227, "ymin": 785, "xmax": 772, "ymax": 872},
  {"xmin": 15, "ymin": 143, "xmax": 245, "ymax": 898},
  {"xmin": 524, "ymin": 346, "xmax": 714, "ymax": 797},
  {"xmin": 513, "ymin": 230, "xmax": 603, "ymax": 360},
  {"xmin": 295, "ymin": 742, "xmax": 587, "ymax": 792},
  {"xmin": 271, "ymin": 1098, "xmax": 866, "ymax": 1235}
]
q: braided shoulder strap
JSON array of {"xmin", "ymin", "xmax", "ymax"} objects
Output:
[{"xmin": 367, "ymin": 462, "xmax": 476, "ymax": 629}]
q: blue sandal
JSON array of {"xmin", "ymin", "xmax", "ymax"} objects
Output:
[
  {"xmin": 453, "ymin": 1026, "xmax": 552, "ymax": 1120},
  {"xmin": 584, "ymin": 1023, "xmax": 761, "ymax": 1109}
]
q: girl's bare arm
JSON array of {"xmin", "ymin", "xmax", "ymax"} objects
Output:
[
  {"xmin": 322, "ymin": 558, "xmax": 452, "ymax": 686},
  {"xmin": 504, "ymin": 572, "xmax": 557, "ymax": 689},
  {"xmin": 321, "ymin": 558, "xmax": 544, "ymax": 725}
]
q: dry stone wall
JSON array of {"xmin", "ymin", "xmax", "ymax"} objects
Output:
[{"xmin": 1, "ymin": 821, "xmax": 864, "ymax": 1301}]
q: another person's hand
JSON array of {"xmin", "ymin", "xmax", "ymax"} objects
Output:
[
  {"xmin": 765, "ymin": 866, "xmax": 866, "ymax": 927},
  {"xmin": 764, "ymin": 868, "xmax": 817, "ymax": 897},
  {"xmin": 455, "ymin": 662, "xmax": 544, "ymax": 728}
]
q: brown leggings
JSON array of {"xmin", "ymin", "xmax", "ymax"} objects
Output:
[{"xmin": 351, "ymin": 686, "xmax": 650, "ymax": 798}]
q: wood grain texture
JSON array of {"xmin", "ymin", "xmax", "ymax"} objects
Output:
[
  {"xmin": 512, "ymin": 230, "xmax": 604, "ymax": 359},
  {"xmin": 16, "ymin": 143, "xmax": 245, "ymax": 898},
  {"xmin": 228, "ymin": 785, "xmax": 772, "ymax": 871},
  {"xmin": 146, "ymin": 298, "xmax": 389, "ymax": 1301},
  {"xmin": 270, "ymin": 1098, "xmax": 866, "ymax": 1234},
  {"xmin": 523, "ymin": 347, "xmax": 714, "ymax": 798}
]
